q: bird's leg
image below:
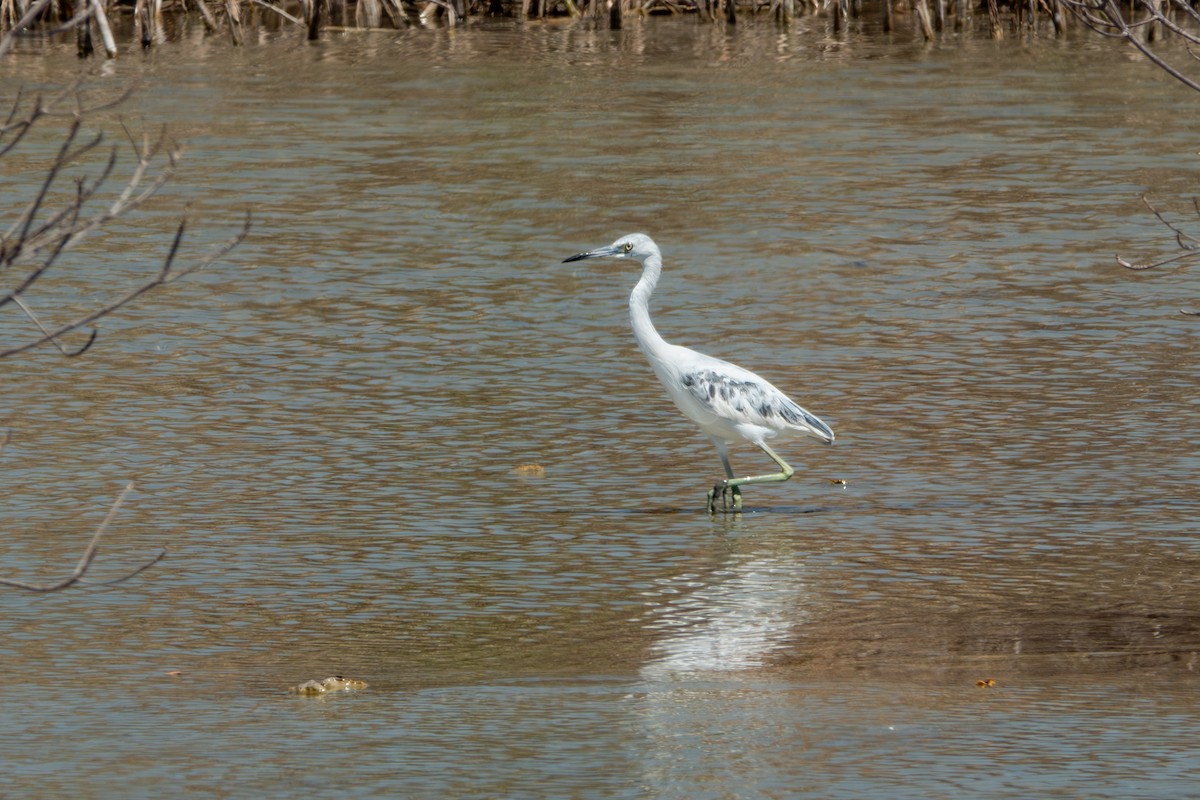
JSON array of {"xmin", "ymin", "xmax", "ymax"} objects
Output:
[
  {"xmin": 707, "ymin": 482, "xmax": 742, "ymax": 513},
  {"xmin": 725, "ymin": 443, "xmax": 795, "ymax": 492},
  {"xmin": 707, "ymin": 445, "xmax": 743, "ymax": 514}
]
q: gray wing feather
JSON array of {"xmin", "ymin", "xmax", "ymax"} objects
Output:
[{"xmin": 679, "ymin": 368, "xmax": 833, "ymax": 439}]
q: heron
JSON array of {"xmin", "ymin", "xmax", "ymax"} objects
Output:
[{"xmin": 563, "ymin": 233, "xmax": 834, "ymax": 513}]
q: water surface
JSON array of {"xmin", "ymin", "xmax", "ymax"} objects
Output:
[{"xmin": 2, "ymin": 18, "xmax": 1200, "ymax": 798}]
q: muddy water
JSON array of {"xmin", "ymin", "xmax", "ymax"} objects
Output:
[{"xmin": 3, "ymin": 17, "xmax": 1200, "ymax": 797}]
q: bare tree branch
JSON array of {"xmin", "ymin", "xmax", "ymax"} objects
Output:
[
  {"xmin": 8, "ymin": 293, "xmax": 97, "ymax": 357},
  {"xmin": 0, "ymin": 211, "xmax": 251, "ymax": 359},
  {"xmin": 0, "ymin": 78, "xmax": 234, "ymax": 593},
  {"xmin": 1116, "ymin": 196, "xmax": 1200, "ymax": 315},
  {"xmin": 1061, "ymin": 0, "xmax": 1200, "ymax": 92},
  {"xmin": 252, "ymin": 0, "xmax": 304, "ymax": 23},
  {"xmin": 0, "ymin": 81, "xmax": 250, "ymax": 359},
  {"xmin": 0, "ymin": 0, "xmax": 55, "ymax": 58},
  {"xmin": 1117, "ymin": 196, "xmax": 1200, "ymax": 270},
  {"xmin": 0, "ymin": 481, "xmax": 166, "ymax": 592}
]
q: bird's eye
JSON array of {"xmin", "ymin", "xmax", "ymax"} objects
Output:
[{"xmin": 622, "ymin": 242, "xmax": 634, "ymax": 253}]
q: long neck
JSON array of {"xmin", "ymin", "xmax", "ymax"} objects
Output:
[{"xmin": 629, "ymin": 253, "xmax": 672, "ymax": 361}]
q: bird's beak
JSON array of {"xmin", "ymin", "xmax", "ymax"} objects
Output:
[{"xmin": 563, "ymin": 244, "xmax": 620, "ymax": 263}]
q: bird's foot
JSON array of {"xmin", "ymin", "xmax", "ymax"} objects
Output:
[{"xmin": 707, "ymin": 481, "xmax": 742, "ymax": 514}]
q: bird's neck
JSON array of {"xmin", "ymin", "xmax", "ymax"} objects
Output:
[{"xmin": 629, "ymin": 254, "xmax": 671, "ymax": 360}]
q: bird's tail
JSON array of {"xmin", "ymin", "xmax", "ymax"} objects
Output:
[{"xmin": 790, "ymin": 404, "xmax": 834, "ymax": 444}]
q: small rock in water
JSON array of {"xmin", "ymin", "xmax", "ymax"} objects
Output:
[{"xmin": 288, "ymin": 676, "xmax": 369, "ymax": 695}]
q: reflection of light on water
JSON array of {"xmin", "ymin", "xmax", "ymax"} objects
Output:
[
  {"xmin": 640, "ymin": 553, "xmax": 811, "ymax": 677},
  {"xmin": 633, "ymin": 550, "xmax": 815, "ymax": 795}
]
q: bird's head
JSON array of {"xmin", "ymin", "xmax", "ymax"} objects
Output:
[{"xmin": 563, "ymin": 233, "xmax": 658, "ymax": 264}]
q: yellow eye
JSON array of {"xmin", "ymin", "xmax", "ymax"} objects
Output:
[{"xmin": 622, "ymin": 242, "xmax": 634, "ymax": 253}]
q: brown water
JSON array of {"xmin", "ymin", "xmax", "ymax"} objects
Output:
[{"xmin": 3, "ymin": 17, "xmax": 1200, "ymax": 798}]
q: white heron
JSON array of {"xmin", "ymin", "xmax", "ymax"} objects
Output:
[{"xmin": 563, "ymin": 233, "xmax": 834, "ymax": 513}]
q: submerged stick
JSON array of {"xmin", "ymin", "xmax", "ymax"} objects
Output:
[
  {"xmin": 194, "ymin": 0, "xmax": 219, "ymax": 30},
  {"xmin": 0, "ymin": 0, "xmax": 54, "ymax": 58},
  {"xmin": 136, "ymin": 0, "xmax": 154, "ymax": 47},
  {"xmin": 226, "ymin": 0, "xmax": 244, "ymax": 44},
  {"xmin": 90, "ymin": 0, "xmax": 117, "ymax": 57},
  {"xmin": 307, "ymin": 0, "xmax": 323, "ymax": 37},
  {"xmin": 76, "ymin": 15, "xmax": 94, "ymax": 56},
  {"xmin": 915, "ymin": 0, "xmax": 934, "ymax": 37},
  {"xmin": 355, "ymin": 0, "xmax": 381, "ymax": 26},
  {"xmin": 987, "ymin": 0, "xmax": 1002, "ymax": 36}
]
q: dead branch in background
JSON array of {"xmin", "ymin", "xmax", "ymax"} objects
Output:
[
  {"xmin": 0, "ymin": 479, "xmax": 166, "ymax": 592},
  {"xmin": 1051, "ymin": 1, "xmax": 1200, "ymax": 316},
  {"xmin": 1061, "ymin": 0, "xmax": 1200, "ymax": 92},
  {"xmin": 1116, "ymin": 196, "xmax": 1200, "ymax": 315},
  {"xmin": 0, "ymin": 0, "xmax": 55, "ymax": 58},
  {"xmin": 0, "ymin": 83, "xmax": 251, "ymax": 359},
  {"xmin": 0, "ymin": 0, "xmax": 1071, "ymax": 42},
  {"xmin": 0, "ymin": 75, "xmax": 248, "ymax": 591}
]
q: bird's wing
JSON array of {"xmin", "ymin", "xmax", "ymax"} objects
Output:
[{"xmin": 678, "ymin": 366, "xmax": 833, "ymax": 440}]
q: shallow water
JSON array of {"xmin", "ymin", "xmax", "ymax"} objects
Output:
[{"xmin": 3, "ymin": 15, "xmax": 1200, "ymax": 798}]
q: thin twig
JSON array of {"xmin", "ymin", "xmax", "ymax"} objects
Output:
[
  {"xmin": 0, "ymin": 211, "xmax": 251, "ymax": 359},
  {"xmin": 0, "ymin": 0, "xmax": 55, "ymax": 58},
  {"xmin": 252, "ymin": 0, "xmax": 304, "ymax": 23},
  {"xmin": 0, "ymin": 481, "xmax": 165, "ymax": 592},
  {"xmin": 1, "ymin": 82, "xmax": 248, "ymax": 360},
  {"xmin": 8, "ymin": 294, "xmax": 96, "ymax": 356},
  {"xmin": 3, "ymin": 122, "xmax": 175, "ymax": 275},
  {"xmin": 1062, "ymin": 0, "xmax": 1200, "ymax": 91},
  {"xmin": 1116, "ymin": 249, "xmax": 1200, "ymax": 270},
  {"xmin": 89, "ymin": 0, "xmax": 117, "ymax": 57},
  {"xmin": 1117, "ymin": 196, "xmax": 1200, "ymax": 270}
]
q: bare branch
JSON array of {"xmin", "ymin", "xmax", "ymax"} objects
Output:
[
  {"xmin": 0, "ymin": 481, "xmax": 166, "ymax": 592},
  {"xmin": 1117, "ymin": 196, "xmax": 1200, "ymax": 270},
  {"xmin": 252, "ymin": 0, "xmax": 305, "ymax": 23},
  {"xmin": 43, "ymin": 82, "xmax": 138, "ymax": 119},
  {"xmin": 1061, "ymin": 0, "xmax": 1200, "ymax": 91},
  {"xmin": 0, "ymin": 0, "xmax": 55, "ymax": 58},
  {"xmin": 1116, "ymin": 196, "xmax": 1200, "ymax": 315},
  {"xmin": 1120, "ymin": 30, "xmax": 1200, "ymax": 93},
  {"xmin": 0, "ymin": 82, "xmax": 247, "ymax": 358},
  {"xmin": 8, "ymin": 293, "xmax": 97, "ymax": 356},
  {"xmin": 1116, "ymin": 249, "xmax": 1200, "ymax": 270},
  {"xmin": 1166, "ymin": 0, "xmax": 1200, "ymax": 31},
  {"xmin": 36, "ymin": 3, "xmax": 97, "ymax": 37},
  {"xmin": 0, "ymin": 211, "xmax": 251, "ymax": 359},
  {"xmin": 0, "ymin": 80, "xmax": 133, "ymax": 160}
]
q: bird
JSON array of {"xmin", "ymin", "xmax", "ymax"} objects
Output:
[{"xmin": 563, "ymin": 233, "xmax": 834, "ymax": 513}]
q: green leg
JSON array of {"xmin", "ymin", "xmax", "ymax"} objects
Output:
[
  {"xmin": 708, "ymin": 443, "xmax": 795, "ymax": 513},
  {"xmin": 728, "ymin": 442, "xmax": 795, "ymax": 489},
  {"xmin": 707, "ymin": 482, "xmax": 741, "ymax": 514},
  {"xmin": 707, "ymin": 443, "xmax": 743, "ymax": 514}
]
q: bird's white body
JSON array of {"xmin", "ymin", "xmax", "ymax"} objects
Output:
[
  {"xmin": 564, "ymin": 233, "xmax": 833, "ymax": 511},
  {"xmin": 641, "ymin": 341, "xmax": 825, "ymax": 449}
]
